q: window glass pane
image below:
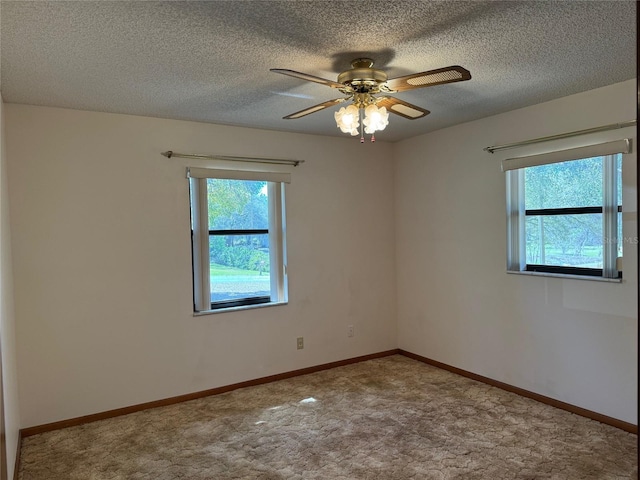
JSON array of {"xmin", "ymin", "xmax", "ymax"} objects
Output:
[
  {"xmin": 616, "ymin": 154, "xmax": 622, "ymax": 258},
  {"xmin": 207, "ymin": 179, "xmax": 269, "ymax": 230},
  {"xmin": 616, "ymin": 154, "xmax": 622, "ymax": 206},
  {"xmin": 209, "ymin": 233, "xmax": 271, "ymax": 302},
  {"xmin": 525, "ymin": 214, "xmax": 603, "ymax": 268},
  {"xmin": 524, "ymin": 157, "xmax": 603, "ymax": 210},
  {"xmin": 617, "ymin": 211, "xmax": 623, "ymax": 258}
]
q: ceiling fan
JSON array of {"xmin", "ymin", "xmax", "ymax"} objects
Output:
[{"xmin": 271, "ymin": 58, "xmax": 471, "ymax": 140}]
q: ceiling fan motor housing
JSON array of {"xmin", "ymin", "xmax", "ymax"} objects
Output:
[{"xmin": 338, "ymin": 58, "xmax": 388, "ymax": 94}]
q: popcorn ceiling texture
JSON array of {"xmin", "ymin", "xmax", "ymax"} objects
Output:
[
  {"xmin": 17, "ymin": 356, "xmax": 637, "ymax": 479},
  {"xmin": 0, "ymin": 1, "xmax": 636, "ymax": 142}
]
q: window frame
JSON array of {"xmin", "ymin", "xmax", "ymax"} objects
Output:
[
  {"xmin": 505, "ymin": 140, "xmax": 628, "ymax": 281},
  {"xmin": 188, "ymin": 168, "xmax": 288, "ymax": 314}
]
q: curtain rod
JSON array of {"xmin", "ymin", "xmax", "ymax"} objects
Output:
[
  {"xmin": 161, "ymin": 151, "xmax": 304, "ymax": 167},
  {"xmin": 484, "ymin": 120, "xmax": 636, "ymax": 154}
]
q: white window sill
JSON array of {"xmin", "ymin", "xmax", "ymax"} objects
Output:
[
  {"xmin": 193, "ymin": 301, "xmax": 288, "ymax": 316},
  {"xmin": 507, "ymin": 270, "xmax": 622, "ymax": 283}
]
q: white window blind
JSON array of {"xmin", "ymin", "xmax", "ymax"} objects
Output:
[
  {"xmin": 501, "ymin": 139, "xmax": 630, "ymax": 172},
  {"xmin": 187, "ymin": 167, "xmax": 291, "ymax": 184}
]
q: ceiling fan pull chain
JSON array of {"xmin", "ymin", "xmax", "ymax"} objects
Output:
[
  {"xmin": 359, "ymin": 109, "xmax": 365, "ymax": 143},
  {"xmin": 371, "ymin": 134, "xmax": 376, "ymax": 143}
]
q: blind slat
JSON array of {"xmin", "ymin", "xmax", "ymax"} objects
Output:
[
  {"xmin": 501, "ymin": 139, "xmax": 630, "ymax": 172},
  {"xmin": 187, "ymin": 167, "xmax": 291, "ymax": 183}
]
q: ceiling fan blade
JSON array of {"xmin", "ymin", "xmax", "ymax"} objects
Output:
[
  {"xmin": 385, "ymin": 66, "xmax": 471, "ymax": 92},
  {"xmin": 270, "ymin": 69, "xmax": 344, "ymax": 89},
  {"xmin": 375, "ymin": 97, "xmax": 430, "ymax": 119},
  {"xmin": 282, "ymin": 98, "xmax": 347, "ymax": 119}
]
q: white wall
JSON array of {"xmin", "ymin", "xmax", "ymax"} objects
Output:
[
  {"xmin": 0, "ymin": 95, "xmax": 20, "ymax": 479},
  {"xmin": 394, "ymin": 79, "xmax": 637, "ymax": 424},
  {"xmin": 5, "ymin": 106, "xmax": 398, "ymax": 428},
  {"xmin": 4, "ymin": 80, "xmax": 637, "ymax": 431}
]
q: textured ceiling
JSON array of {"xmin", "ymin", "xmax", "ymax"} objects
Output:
[{"xmin": 0, "ymin": 1, "xmax": 636, "ymax": 142}]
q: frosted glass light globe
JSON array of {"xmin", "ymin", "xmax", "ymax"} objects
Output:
[
  {"xmin": 363, "ymin": 105, "xmax": 389, "ymax": 134},
  {"xmin": 335, "ymin": 105, "xmax": 360, "ymax": 135}
]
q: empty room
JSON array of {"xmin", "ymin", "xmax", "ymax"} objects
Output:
[{"xmin": 0, "ymin": 1, "xmax": 637, "ymax": 479}]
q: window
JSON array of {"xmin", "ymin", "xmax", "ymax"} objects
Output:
[
  {"xmin": 188, "ymin": 167, "xmax": 288, "ymax": 312},
  {"xmin": 505, "ymin": 139, "xmax": 629, "ymax": 280}
]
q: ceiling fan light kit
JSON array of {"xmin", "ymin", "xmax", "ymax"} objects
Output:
[{"xmin": 271, "ymin": 58, "xmax": 471, "ymax": 142}]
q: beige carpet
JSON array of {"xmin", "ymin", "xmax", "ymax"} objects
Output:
[{"xmin": 18, "ymin": 355, "xmax": 637, "ymax": 479}]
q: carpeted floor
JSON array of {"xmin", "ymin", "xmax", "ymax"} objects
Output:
[{"xmin": 18, "ymin": 355, "xmax": 637, "ymax": 479}]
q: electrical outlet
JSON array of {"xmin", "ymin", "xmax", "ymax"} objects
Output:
[
  {"xmin": 297, "ymin": 337, "xmax": 304, "ymax": 350},
  {"xmin": 348, "ymin": 325, "xmax": 354, "ymax": 337}
]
